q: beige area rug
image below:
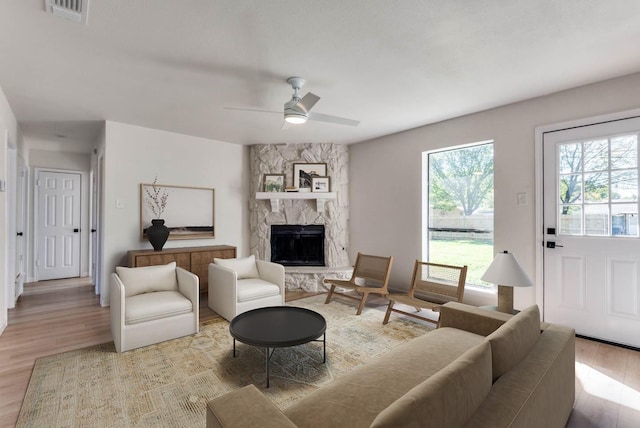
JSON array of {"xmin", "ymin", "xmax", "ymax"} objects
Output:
[{"xmin": 17, "ymin": 295, "xmax": 432, "ymax": 427}]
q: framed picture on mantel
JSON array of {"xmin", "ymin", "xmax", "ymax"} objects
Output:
[
  {"xmin": 140, "ymin": 183, "xmax": 215, "ymax": 240},
  {"xmin": 264, "ymin": 174, "xmax": 285, "ymax": 193},
  {"xmin": 312, "ymin": 176, "xmax": 331, "ymax": 193},
  {"xmin": 293, "ymin": 163, "xmax": 327, "ymax": 192}
]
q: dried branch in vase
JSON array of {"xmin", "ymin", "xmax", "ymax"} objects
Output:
[{"xmin": 145, "ymin": 177, "xmax": 169, "ymax": 219}]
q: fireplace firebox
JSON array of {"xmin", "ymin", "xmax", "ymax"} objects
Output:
[{"xmin": 271, "ymin": 225, "xmax": 325, "ymax": 266}]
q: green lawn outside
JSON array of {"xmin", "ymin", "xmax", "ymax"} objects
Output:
[{"xmin": 428, "ymin": 239, "xmax": 494, "ymax": 288}]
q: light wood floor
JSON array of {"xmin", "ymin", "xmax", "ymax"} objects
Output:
[
  {"xmin": 1, "ymin": 280, "xmax": 638, "ymax": 427},
  {"xmin": 0, "ymin": 278, "xmax": 315, "ymax": 427}
]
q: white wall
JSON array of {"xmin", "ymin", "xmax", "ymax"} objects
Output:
[
  {"xmin": 101, "ymin": 121, "xmax": 249, "ymax": 306},
  {"xmin": 350, "ymin": 72, "xmax": 640, "ymax": 308},
  {"xmin": 0, "ymin": 84, "xmax": 19, "ymax": 333}
]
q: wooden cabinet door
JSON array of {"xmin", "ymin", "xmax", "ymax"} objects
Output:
[{"xmin": 133, "ymin": 252, "xmax": 191, "ymax": 270}]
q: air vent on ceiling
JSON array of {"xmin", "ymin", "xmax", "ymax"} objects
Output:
[{"xmin": 47, "ymin": 0, "xmax": 90, "ymax": 24}]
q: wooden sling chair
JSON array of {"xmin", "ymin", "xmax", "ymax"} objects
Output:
[
  {"xmin": 383, "ymin": 260, "xmax": 467, "ymax": 325},
  {"xmin": 324, "ymin": 252, "xmax": 394, "ymax": 315}
]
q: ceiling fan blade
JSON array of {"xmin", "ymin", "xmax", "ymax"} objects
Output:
[
  {"xmin": 308, "ymin": 111, "xmax": 360, "ymax": 127},
  {"xmin": 281, "ymin": 120, "xmax": 292, "ymax": 130},
  {"xmin": 295, "ymin": 92, "xmax": 320, "ymax": 114},
  {"xmin": 224, "ymin": 106, "xmax": 281, "ymax": 114}
]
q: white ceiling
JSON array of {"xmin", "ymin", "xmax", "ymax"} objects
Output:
[{"xmin": 2, "ymin": 1, "xmax": 640, "ymax": 147}]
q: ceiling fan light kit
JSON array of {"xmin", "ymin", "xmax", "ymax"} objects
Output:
[
  {"xmin": 284, "ymin": 112, "xmax": 308, "ymax": 124},
  {"xmin": 228, "ymin": 76, "xmax": 359, "ymax": 127}
]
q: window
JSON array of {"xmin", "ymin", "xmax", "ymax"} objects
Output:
[
  {"xmin": 558, "ymin": 133, "xmax": 639, "ymax": 236},
  {"xmin": 423, "ymin": 142, "xmax": 494, "ymax": 288}
]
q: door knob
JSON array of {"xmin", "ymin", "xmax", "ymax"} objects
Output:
[
  {"xmin": 546, "ymin": 241, "xmax": 563, "ymax": 248},
  {"xmin": 17, "ymin": 232, "xmax": 23, "ymax": 236},
  {"xmin": 73, "ymin": 228, "xmax": 80, "ymax": 233}
]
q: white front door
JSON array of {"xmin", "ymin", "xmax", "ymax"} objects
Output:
[
  {"xmin": 36, "ymin": 170, "xmax": 82, "ymax": 281},
  {"xmin": 543, "ymin": 116, "xmax": 640, "ymax": 348}
]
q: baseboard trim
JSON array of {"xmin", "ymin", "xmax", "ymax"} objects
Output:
[{"xmin": 576, "ymin": 334, "xmax": 640, "ymax": 352}]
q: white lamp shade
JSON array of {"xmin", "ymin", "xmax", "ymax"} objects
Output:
[{"xmin": 481, "ymin": 251, "xmax": 533, "ymax": 288}]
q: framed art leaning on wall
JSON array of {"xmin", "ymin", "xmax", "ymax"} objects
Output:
[
  {"xmin": 293, "ymin": 163, "xmax": 327, "ymax": 192},
  {"xmin": 140, "ymin": 183, "xmax": 215, "ymax": 240},
  {"xmin": 264, "ymin": 174, "xmax": 285, "ymax": 192},
  {"xmin": 312, "ymin": 176, "xmax": 331, "ymax": 192}
]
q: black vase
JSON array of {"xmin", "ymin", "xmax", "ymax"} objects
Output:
[{"xmin": 147, "ymin": 219, "xmax": 169, "ymax": 251}]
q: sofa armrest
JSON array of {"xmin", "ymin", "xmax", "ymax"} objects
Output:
[
  {"xmin": 438, "ymin": 302, "xmax": 513, "ymax": 336},
  {"xmin": 206, "ymin": 385, "xmax": 297, "ymax": 428},
  {"xmin": 256, "ymin": 260, "xmax": 285, "ymax": 293},
  {"xmin": 109, "ymin": 273, "xmax": 126, "ymax": 352},
  {"xmin": 176, "ymin": 267, "xmax": 199, "ymax": 331},
  {"xmin": 176, "ymin": 267, "xmax": 199, "ymax": 305},
  {"xmin": 208, "ymin": 263, "xmax": 239, "ymax": 321}
]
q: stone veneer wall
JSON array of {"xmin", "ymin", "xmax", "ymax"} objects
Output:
[{"xmin": 249, "ymin": 143, "xmax": 350, "ymax": 273}]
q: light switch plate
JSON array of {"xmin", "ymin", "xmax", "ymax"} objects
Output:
[{"xmin": 517, "ymin": 192, "xmax": 527, "ymax": 206}]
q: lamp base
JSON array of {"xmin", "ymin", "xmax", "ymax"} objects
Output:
[{"xmin": 497, "ymin": 285, "xmax": 514, "ymax": 314}]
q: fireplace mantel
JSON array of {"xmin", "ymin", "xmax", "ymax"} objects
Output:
[{"xmin": 255, "ymin": 192, "xmax": 337, "ymax": 213}]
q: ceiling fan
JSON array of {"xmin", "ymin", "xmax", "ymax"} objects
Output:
[{"xmin": 226, "ymin": 77, "xmax": 360, "ymax": 127}]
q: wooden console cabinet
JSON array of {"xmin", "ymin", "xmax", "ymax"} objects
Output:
[{"xmin": 127, "ymin": 245, "xmax": 237, "ymax": 293}]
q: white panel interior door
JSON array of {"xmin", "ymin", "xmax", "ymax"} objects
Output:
[
  {"xmin": 15, "ymin": 156, "xmax": 27, "ymax": 299},
  {"xmin": 37, "ymin": 171, "xmax": 81, "ymax": 281},
  {"xmin": 543, "ymin": 116, "xmax": 640, "ymax": 348}
]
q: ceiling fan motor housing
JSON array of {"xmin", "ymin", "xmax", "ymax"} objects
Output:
[{"xmin": 286, "ymin": 77, "xmax": 305, "ymax": 91}]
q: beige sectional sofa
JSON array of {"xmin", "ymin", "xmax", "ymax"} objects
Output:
[{"xmin": 206, "ymin": 302, "xmax": 575, "ymax": 428}]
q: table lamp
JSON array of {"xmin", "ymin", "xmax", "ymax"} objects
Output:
[{"xmin": 481, "ymin": 250, "xmax": 533, "ymax": 314}]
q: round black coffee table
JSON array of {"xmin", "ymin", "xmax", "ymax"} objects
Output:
[{"xmin": 229, "ymin": 306, "xmax": 327, "ymax": 388}]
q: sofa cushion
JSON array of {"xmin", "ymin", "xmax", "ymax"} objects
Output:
[
  {"xmin": 371, "ymin": 341, "xmax": 492, "ymax": 428},
  {"xmin": 464, "ymin": 325, "xmax": 575, "ymax": 428},
  {"xmin": 236, "ymin": 278, "xmax": 281, "ymax": 302},
  {"xmin": 125, "ymin": 290, "xmax": 193, "ymax": 324},
  {"xmin": 207, "ymin": 385, "xmax": 297, "ymax": 428},
  {"xmin": 284, "ymin": 327, "xmax": 484, "ymax": 428},
  {"xmin": 214, "ymin": 255, "xmax": 260, "ymax": 279},
  {"xmin": 116, "ymin": 262, "xmax": 178, "ymax": 297},
  {"xmin": 485, "ymin": 304, "xmax": 541, "ymax": 381}
]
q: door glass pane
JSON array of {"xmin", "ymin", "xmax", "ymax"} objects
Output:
[
  {"xmin": 584, "ymin": 172, "xmax": 609, "ymax": 203},
  {"xmin": 557, "ymin": 132, "xmax": 640, "ymax": 237},
  {"xmin": 611, "ymin": 135, "xmax": 637, "ymax": 169},
  {"xmin": 559, "ymin": 143, "xmax": 582, "ymax": 173},
  {"xmin": 560, "ymin": 205, "xmax": 582, "ymax": 235},
  {"xmin": 611, "ymin": 170, "xmax": 638, "ymax": 202},
  {"xmin": 584, "ymin": 204, "xmax": 609, "ymax": 235},
  {"xmin": 612, "ymin": 204, "xmax": 638, "ymax": 236},
  {"xmin": 560, "ymin": 174, "xmax": 582, "ymax": 204},
  {"xmin": 583, "ymin": 139, "xmax": 609, "ymax": 172}
]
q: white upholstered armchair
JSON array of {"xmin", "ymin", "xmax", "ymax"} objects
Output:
[
  {"xmin": 208, "ymin": 255, "xmax": 285, "ymax": 322},
  {"xmin": 110, "ymin": 262, "xmax": 199, "ymax": 353}
]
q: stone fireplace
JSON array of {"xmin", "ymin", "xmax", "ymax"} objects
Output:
[{"xmin": 249, "ymin": 143, "xmax": 352, "ymax": 291}]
